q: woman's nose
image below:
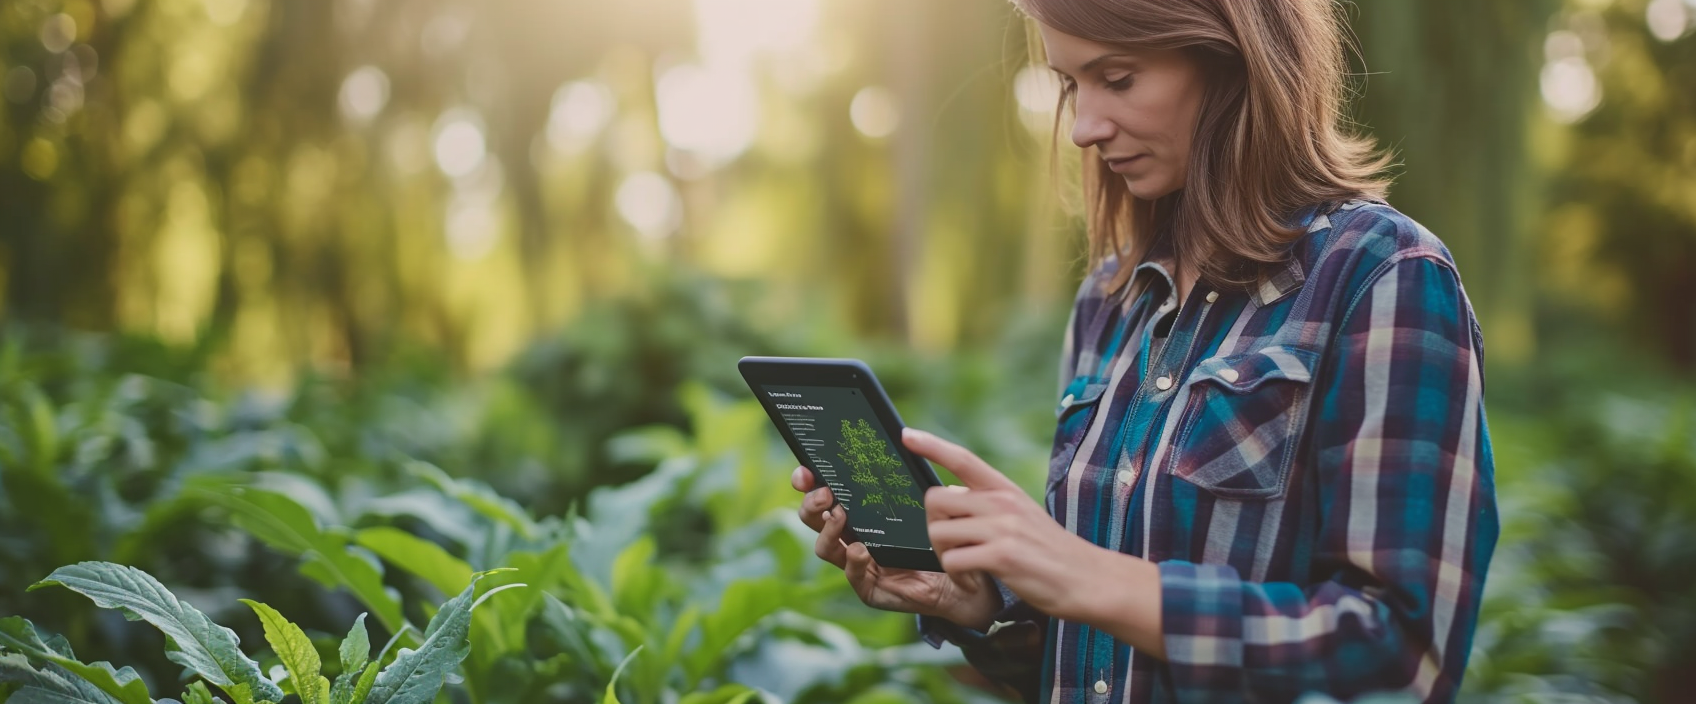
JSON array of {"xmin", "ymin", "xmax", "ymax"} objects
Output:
[{"xmin": 1070, "ymin": 96, "xmax": 1116, "ymax": 149}]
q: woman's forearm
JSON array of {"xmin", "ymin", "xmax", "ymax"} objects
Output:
[{"xmin": 1058, "ymin": 545, "xmax": 1168, "ymax": 660}]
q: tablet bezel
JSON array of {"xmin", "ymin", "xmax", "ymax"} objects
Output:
[{"xmin": 737, "ymin": 356, "xmax": 945, "ymax": 573}]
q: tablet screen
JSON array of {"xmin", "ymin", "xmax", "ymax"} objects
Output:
[{"xmin": 760, "ymin": 384, "xmax": 932, "ymax": 552}]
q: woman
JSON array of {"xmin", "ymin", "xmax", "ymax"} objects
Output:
[{"xmin": 790, "ymin": 1, "xmax": 1498, "ymax": 702}]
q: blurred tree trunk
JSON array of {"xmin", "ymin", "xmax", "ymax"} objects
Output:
[
  {"xmin": 1350, "ymin": 0, "xmax": 1561, "ymax": 365},
  {"xmin": 887, "ymin": 0, "xmax": 930, "ymax": 343}
]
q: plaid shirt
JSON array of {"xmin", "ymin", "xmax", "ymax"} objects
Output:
[{"xmin": 919, "ymin": 200, "xmax": 1498, "ymax": 703}]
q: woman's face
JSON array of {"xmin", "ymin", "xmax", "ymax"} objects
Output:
[{"xmin": 1040, "ymin": 23, "xmax": 1207, "ymax": 201}]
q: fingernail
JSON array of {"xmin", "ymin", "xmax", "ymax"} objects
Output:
[{"xmin": 904, "ymin": 428, "xmax": 928, "ymax": 441}]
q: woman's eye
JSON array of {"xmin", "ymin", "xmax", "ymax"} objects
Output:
[{"xmin": 1104, "ymin": 75, "xmax": 1133, "ymax": 91}]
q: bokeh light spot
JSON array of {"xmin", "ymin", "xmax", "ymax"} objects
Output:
[
  {"xmin": 1541, "ymin": 56, "xmax": 1601, "ymax": 124},
  {"xmin": 48, "ymin": 76, "xmax": 84, "ymax": 118},
  {"xmin": 849, "ymin": 86, "xmax": 899, "ymax": 139},
  {"xmin": 615, "ymin": 171, "xmax": 682, "ymax": 240},
  {"xmin": 339, "ymin": 66, "xmax": 391, "ymax": 123},
  {"xmin": 1013, "ymin": 65, "xmax": 1062, "ymax": 133},
  {"xmin": 433, "ymin": 109, "xmax": 488, "ymax": 179},
  {"xmin": 1544, "ymin": 30, "xmax": 1585, "ymax": 63},
  {"xmin": 1013, "ymin": 66, "xmax": 1062, "ymax": 115},
  {"xmin": 547, "ymin": 80, "xmax": 616, "ymax": 155},
  {"xmin": 656, "ymin": 64, "xmax": 759, "ymax": 168},
  {"xmin": 693, "ymin": 0, "xmax": 821, "ymax": 69},
  {"xmin": 1646, "ymin": 0, "xmax": 1692, "ymax": 41},
  {"xmin": 40, "ymin": 14, "xmax": 76, "ymax": 54},
  {"xmin": 21, "ymin": 138, "xmax": 59, "ymax": 181}
]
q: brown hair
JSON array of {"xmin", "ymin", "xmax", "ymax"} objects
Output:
[{"xmin": 1018, "ymin": 0, "xmax": 1392, "ymax": 298}]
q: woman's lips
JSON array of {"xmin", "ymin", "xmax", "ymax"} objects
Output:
[{"xmin": 1105, "ymin": 155, "xmax": 1147, "ymax": 174}]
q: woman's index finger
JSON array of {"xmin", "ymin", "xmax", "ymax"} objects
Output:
[{"xmin": 901, "ymin": 427, "xmax": 1021, "ymax": 492}]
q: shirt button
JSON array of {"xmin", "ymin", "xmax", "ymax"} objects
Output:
[
  {"xmin": 1154, "ymin": 375, "xmax": 1173, "ymax": 391},
  {"xmin": 1094, "ymin": 680, "xmax": 1109, "ymax": 694},
  {"xmin": 1220, "ymin": 368, "xmax": 1240, "ymax": 383},
  {"xmin": 1116, "ymin": 469, "xmax": 1134, "ymax": 485},
  {"xmin": 1205, "ymin": 290, "xmax": 1219, "ymax": 303},
  {"xmin": 1060, "ymin": 393, "xmax": 1075, "ymax": 408}
]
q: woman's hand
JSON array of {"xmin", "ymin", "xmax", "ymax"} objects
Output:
[
  {"xmin": 907, "ymin": 427, "xmax": 1154, "ymax": 632},
  {"xmin": 791, "ymin": 466, "xmax": 1001, "ymax": 629}
]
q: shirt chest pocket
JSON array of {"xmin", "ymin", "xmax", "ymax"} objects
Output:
[
  {"xmin": 1045, "ymin": 374, "xmax": 1109, "ymax": 499},
  {"xmin": 1164, "ymin": 345, "xmax": 1321, "ymax": 500}
]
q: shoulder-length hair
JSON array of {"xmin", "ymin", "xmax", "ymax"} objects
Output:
[{"xmin": 1018, "ymin": 0, "xmax": 1392, "ymax": 298}]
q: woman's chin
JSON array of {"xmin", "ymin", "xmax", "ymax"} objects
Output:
[{"xmin": 1119, "ymin": 174, "xmax": 1180, "ymax": 201}]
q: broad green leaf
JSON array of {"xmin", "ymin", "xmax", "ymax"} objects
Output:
[
  {"xmin": 488, "ymin": 545, "xmax": 572, "ymax": 643},
  {"xmin": 28, "ymin": 562, "xmax": 284, "ymax": 704},
  {"xmin": 219, "ymin": 682, "xmax": 253, "ymax": 704},
  {"xmin": 599, "ymin": 646, "xmax": 642, "ymax": 704},
  {"xmin": 407, "ymin": 462, "xmax": 538, "ymax": 539},
  {"xmin": 342, "ymin": 619, "xmax": 413, "ymax": 704},
  {"xmin": 338, "ymin": 613, "xmax": 370, "ymax": 677},
  {"xmin": 0, "ymin": 652, "xmax": 122, "ymax": 704},
  {"xmin": 610, "ymin": 537, "xmax": 670, "ymax": 625},
  {"xmin": 359, "ymin": 528, "xmax": 521, "ymax": 694},
  {"xmin": 555, "ymin": 554, "xmax": 619, "ymax": 623},
  {"xmin": 683, "ymin": 578, "xmax": 790, "ymax": 685},
  {"xmin": 0, "ymin": 617, "xmax": 151, "ymax": 704},
  {"xmin": 363, "ymin": 570, "xmax": 517, "ymax": 704},
  {"xmin": 240, "ymin": 600, "xmax": 328, "ymax": 704},
  {"xmin": 354, "ymin": 528, "xmax": 473, "ymax": 600},
  {"xmin": 193, "ymin": 484, "xmax": 407, "ymax": 634},
  {"xmin": 329, "ymin": 613, "xmax": 369, "ymax": 704},
  {"xmin": 182, "ymin": 681, "xmax": 228, "ymax": 704}
]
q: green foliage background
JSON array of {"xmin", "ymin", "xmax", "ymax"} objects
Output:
[{"xmin": 1, "ymin": 0, "xmax": 1694, "ymax": 702}]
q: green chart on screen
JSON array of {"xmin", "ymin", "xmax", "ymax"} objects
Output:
[{"xmin": 762, "ymin": 385, "xmax": 930, "ymax": 549}]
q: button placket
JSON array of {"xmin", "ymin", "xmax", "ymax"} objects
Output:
[{"xmin": 1147, "ymin": 288, "xmax": 1217, "ymax": 397}]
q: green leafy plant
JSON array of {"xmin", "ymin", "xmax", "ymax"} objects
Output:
[
  {"xmin": 0, "ymin": 324, "xmax": 1070, "ymax": 704},
  {"xmin": 1, "ymin": 562, "xmax": 516, "ymax": 704}
]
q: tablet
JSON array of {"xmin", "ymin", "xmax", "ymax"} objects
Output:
[{"xmin": 738, "ymin": 356, "xmax": 945, "ymax": 572}]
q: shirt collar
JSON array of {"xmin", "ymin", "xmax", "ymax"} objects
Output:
[{"xmin": 1121, "ymin": 202, "xmax": 1332, "ymax": 309}]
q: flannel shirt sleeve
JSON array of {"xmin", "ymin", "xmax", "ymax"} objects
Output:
[
  {"xmin": 1157, "ymin": 254, "xmax": 1500, "ymax": 702},
  {"xmin": 916, "ymin": 577, "xmax": 1049, "ymax": 703}
]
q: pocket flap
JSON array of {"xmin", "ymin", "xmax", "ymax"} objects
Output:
[
  {"xmin": 1186, "ymin": 345, "xmax": 1319, "ymax": 394},
  {"xmin": 1055, "ymin": 376, "xmax": 1109, "ymax": 418}
]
